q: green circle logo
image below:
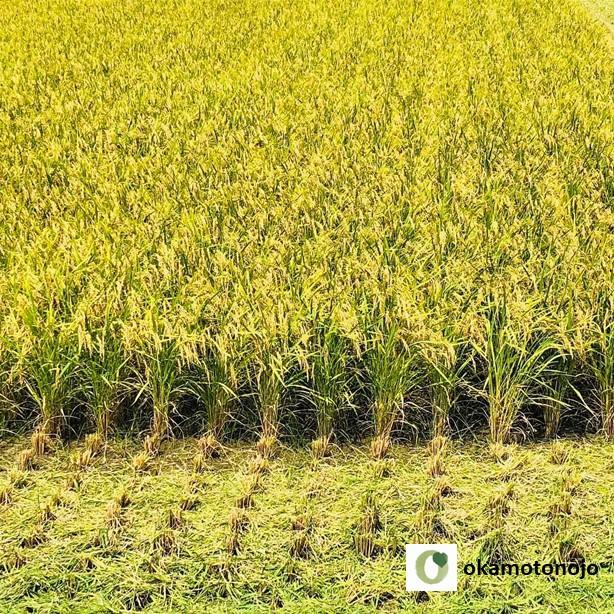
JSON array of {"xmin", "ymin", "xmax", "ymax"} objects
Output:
[{"xmin": 415, "ymin": 550, "xmax": 449, "ymax": 584}]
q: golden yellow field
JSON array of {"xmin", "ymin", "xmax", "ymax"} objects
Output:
[
  {"xmin": 0, "ymin": 0, "xmax": 612, "ymax": 452},
  {"xmin": 0, "ymin": 0, "xmax": 612, "ymax": 609}
]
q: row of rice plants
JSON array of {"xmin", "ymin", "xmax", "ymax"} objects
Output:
[{"xmin": 3, "ymin": 299, "xmax": 612, "ymax": 455}]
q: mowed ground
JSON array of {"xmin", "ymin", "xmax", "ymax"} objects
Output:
[{"xmin": 0, "ymin": 437, "xmax": 614, "ymax": 612}]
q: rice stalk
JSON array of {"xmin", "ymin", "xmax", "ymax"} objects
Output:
[
  {"xmin": 363, "ymin": 324, "xmax": 421, "ymax": 459},
  {"xmin": 478, "ymin": 299, "xmax": 560, "ymax": 444}
]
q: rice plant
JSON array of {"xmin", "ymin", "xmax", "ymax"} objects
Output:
[
  {"xmin": 134, "ymin": 338, "xmax": 186, "ymax": 445},
  {"xmin": 539, "ymin": 301, "xmax": 578, "ymax": 438},
  {"xmin": 426, "ymin": 435, "xmax": 448, "ymax": 478},
  {"xmin": 353, "ymin": 492, "xmax": 382, "ymax": 558},
  {"xmin": 590, "ymin": 297, "xmax": 614, "ymax": 439},
  {"xmin": 415, "ymin": 480, "xmax": 451, "ymax": 542},
  {"xmin": 289, "ymin": 507, "xmax": 315, "ymax": 560},
  {"xmin": 22, "ymin": 334, "xmax": 79, "ymax": 437},
  {"xmin": 477, "ymin": 299, "xmax": 561, "ymax": 444},
  {"xmin": 82, "ymin": 323, "xmax": 126, "ymax": 439},
  {"xmin": 542, "ymin": 357, "xmax": 573, "ymax": 440},
  {"xmin": 307, "ymin": 323, "xmax": 350, "ymax": 457},
  {"xmin": 190, "ymin": 339, "xmax": 239, "ymax": 456},
  {"xmin": 363, "ymin": 324, "xmax": 422, "ymax": 458},
  {"xmin": 253, "ymin": 347, "xmax": 287, "ymax": 458},
  {"xmin": 422, "ymin": 333, "xmax": 469, "ymax": 438}
]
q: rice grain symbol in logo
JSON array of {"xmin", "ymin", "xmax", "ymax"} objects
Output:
[{"xmin": 415, "ymin": 550, "xmax": 449, "ymax": 584}]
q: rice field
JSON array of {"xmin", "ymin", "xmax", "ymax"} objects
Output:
[
  {"xmin": 0, "ymin": 0, "xmax": 613, "ymax": 609},
  {"xmin": 0, "ymin": 0, "xmax": 612, "ymax": 451}
]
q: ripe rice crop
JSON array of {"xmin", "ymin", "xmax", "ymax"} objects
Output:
[{"xmin": 0, "ymin": 0, "xmax": 612, "ymax": 451}]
